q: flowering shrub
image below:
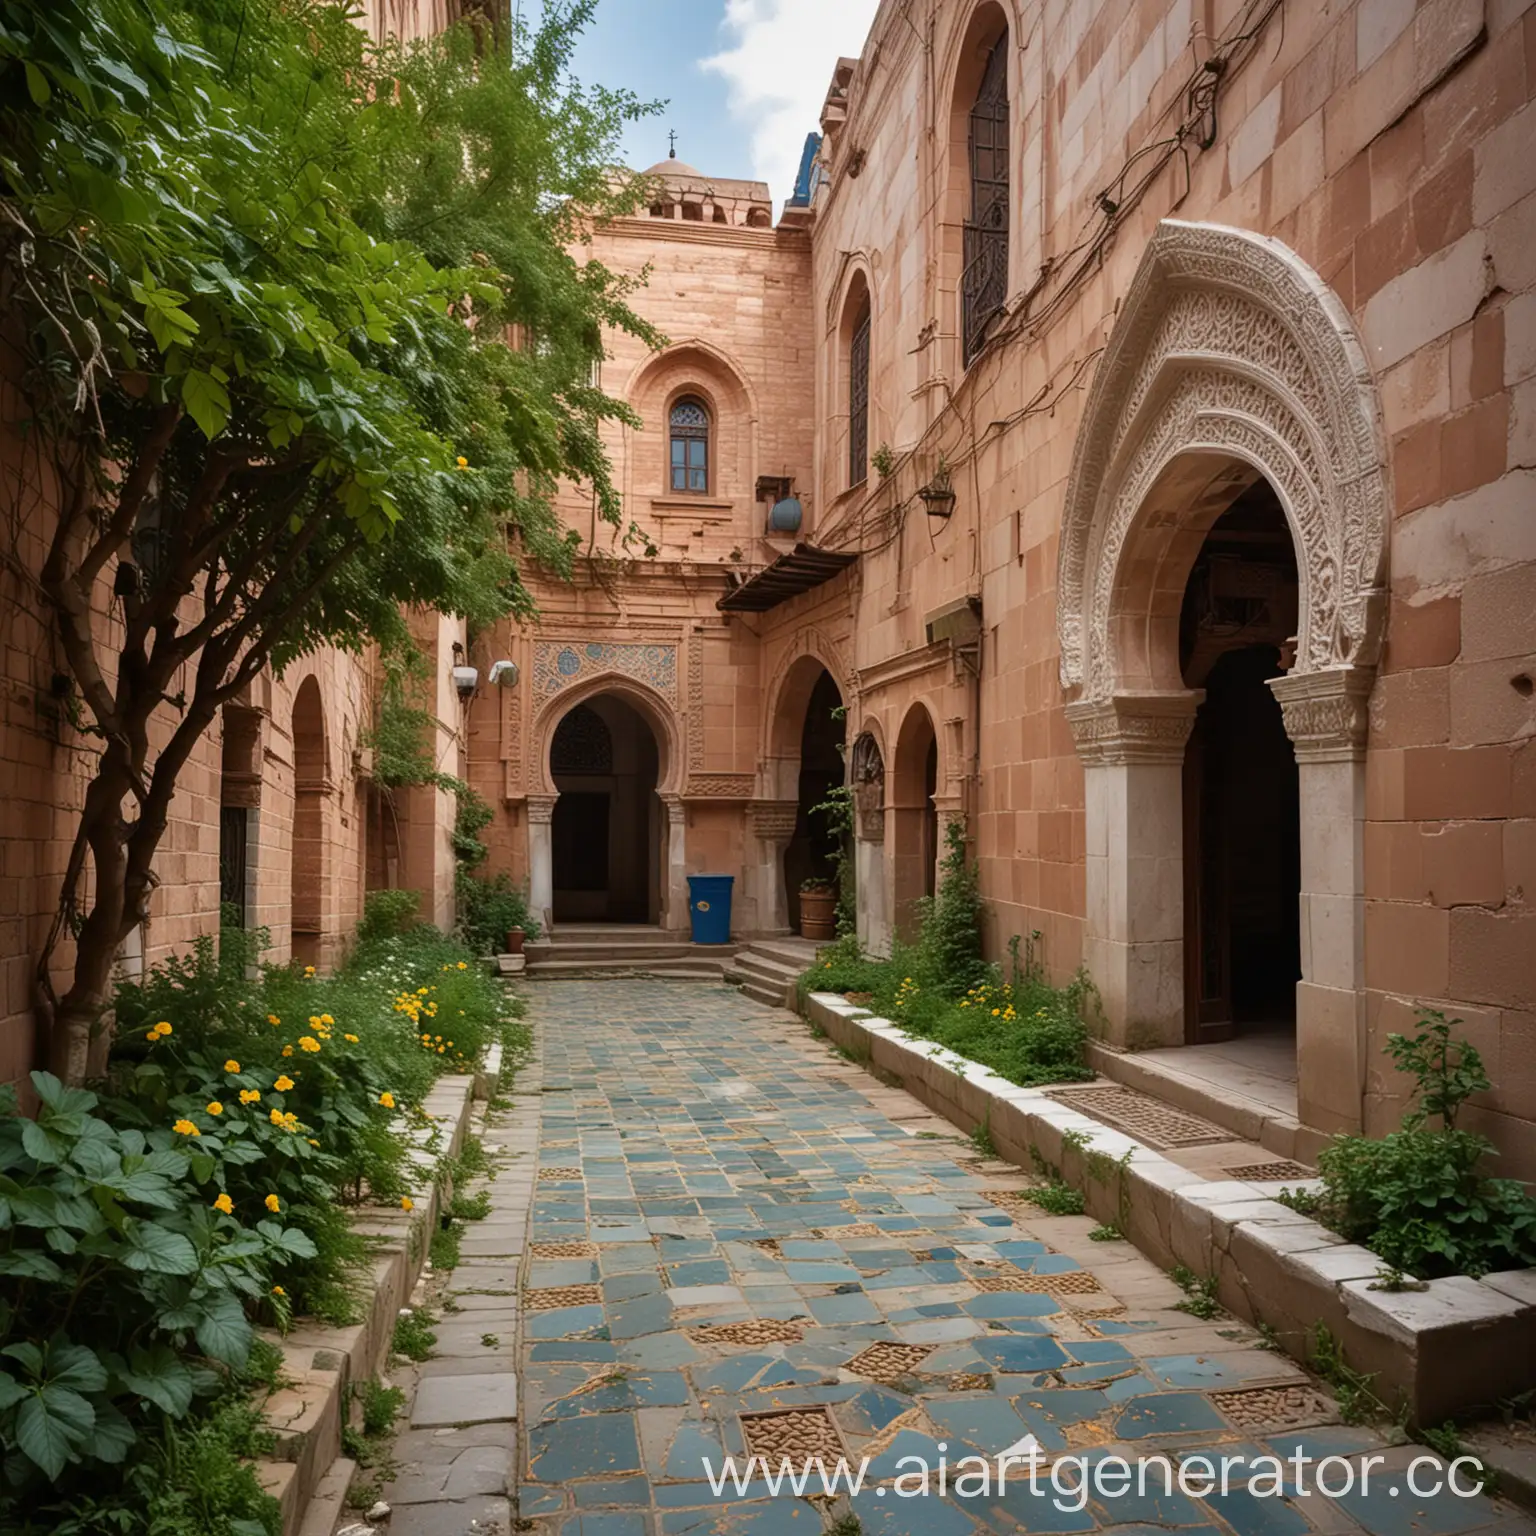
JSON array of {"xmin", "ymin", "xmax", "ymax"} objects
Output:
[{"xmin": 0, "ymin": 1073, "xmax": 308, "ymax": 1523}]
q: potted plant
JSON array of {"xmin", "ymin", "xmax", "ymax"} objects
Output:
[
  {"xmin": 505, "ymin": 926, "xmax": 525, "ymax": 955},
  {"xmin": 799, "ymin": 877, "xmax": 838, "ymax": 940}
]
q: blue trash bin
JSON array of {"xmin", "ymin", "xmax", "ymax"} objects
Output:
[{"xmin": 687, "ymin": 874, "xmax": 734, "ymax": 945}]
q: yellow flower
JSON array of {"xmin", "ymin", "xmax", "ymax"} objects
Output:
[
  {"xmin": 154, "ymin": 1022, "xmax": 172, "ymax": 1037},
  {"xmin": 281, "ymin": 1112, "xmax": 300, "ymax": 1130},
  {"xmin": 264, "ymin": 1194, "xmax": 281, "ymax": 1213},
  {"xmin": 271, "ymin": 1285, "xmax": 286, "ymax": 1296},
  {"xmin": 320, "ymin": 1014, "xmax": 334, "ymax": 1025},
  {"xmin": 378, "ymin": 1092, "xmax": 396, "ymax": 1109},
  {"xmin": 213, "ymin": 1193, "xmax": 233, "ymax": 1214},
  {"xmin": 223, "ymin": 1059, "xmax": 240, "ymax": 1074},
  {"xmin": 281, "ymin": 1045, "xmax": 294, "ymax": 1057},
  {"xmin": 446, "ymin": 1041, "xmax": 453, "ymax": 1049},
  {"xmin": 303, "ymin": 965, "xmax": 315, "ymax": 976},
  {"xmin": 270, "ymin": 1108, "xmax": 285, "ymax": 1126},
  {"xmin": 455, "ymin": 455, "xmax": 468, "ymax": 469},
  {"xmin": 267, "ymin": 1013, "xmax": 281, "ymax": 1026},
  {"xmin": 173, "ymin": 1119, "xmax": 200, "ymax": 1137},
  {"xmin": 240, "ymin": 1089, "xmax": 261, "ymax": 1105},
  {"xmin": 344, "ymin": 1033, "xmax": 359, "ymax": 1043},
  {"xmin": 437, "ymin": 1047, "xmax": 445, "ymax": 1054},
  {"xmin": 206, "ymin": 1101, "xmax": 224, "ymax": 1116},
  {"xmin": 401, "ymin": 1196, "xmax": 415, "ymax": 1211},
  {"xmin": 274, "ymin": 1075, "xmax": 295, "ymax": 1092},
  {"xmin": 456, "ymin": 961, "xmax": 467, "ymax": 970},
  {"xmin": 308, "ymin": 1015, "xmax": 321, "ymax": 1027},
  {"xmin": 308, "ymin": 1138, "xmax": 320, "ymax": 1147},
  {"xmin": 145, "ymin": 1030, "xmax": 159, "ymax": 1041},
  {"xmin": 298, "ymin": 1036, "xmax": 321, "ymax": 1053}
]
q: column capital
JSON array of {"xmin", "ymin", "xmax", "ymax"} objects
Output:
[
  {"xmin": 853, "ymin": 782, "xmax": 885, "ymax": 843},
  {"xmin": 748, "ymin": 798, "xmax": 799, "ymax": 843},
  {"xmin": 1064, "ymin": 691, "xmax": 1201, "ymax": 766},
  {"xmin": 525, "ymin": 793, "xmax": 558, "ymax": 825},
  {"xmin": 1269, "ymin": 667, "xmax": 1374, "ymax": 763}
]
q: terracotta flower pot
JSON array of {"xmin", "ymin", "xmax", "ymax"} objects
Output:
[
  {"xmin": 505, "ymin": 927, "xmax": 525, "ymax": 955},
  {"xmin": 799, "ymin": 888, "xmax": 837, "ymax": 941}
]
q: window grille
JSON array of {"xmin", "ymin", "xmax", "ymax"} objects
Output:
[
  {"xmin": 848, "ymin": 302, "xmax": 871, "ymax": 486},
  {"xmin": 962, "ymin": 36, "xmax": 1010, "ymax": 366},
  {"xmin": 669, "ymin": 397, "xmax": 710, "ymax": 493}
]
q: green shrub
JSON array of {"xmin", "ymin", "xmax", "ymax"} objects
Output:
[
  {"xmin": 357, "ymin": 889, "xmax": 423, "ymax": 944},
  {"xmin": 0, "ymin": 1072, "xmax": 303, "ymax": 1518},
  {"xmin": 456, "ymin": 870, "xmax": 539, "ymax": 953},
  {"xmin": 1281, "ymin": 1011, "xmax": 1536, "ymax": 1278}
]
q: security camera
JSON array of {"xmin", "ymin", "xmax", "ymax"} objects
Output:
[
  {"xmin": 488, "ymin": 659, "xmax": 519, "ymax": 689},
  {"xmin": 451, "ymin": 665, "xmax": 479, "ymax": 698}
]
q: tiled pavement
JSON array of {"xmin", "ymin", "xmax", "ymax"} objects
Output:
[{"xmin": 383, "ymin": 981, "xmax": 1535, "ymax": 1536}]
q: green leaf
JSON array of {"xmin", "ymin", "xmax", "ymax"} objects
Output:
[
  {"xmin": 15, "ymin": 1385, "xmax": 93, "ymax": 1480},
  {"xmin": 180, "ymin": 367, "xmax": 231, "ymax": 439},
  {"xmin": 0, "ymin": 1250, "xmax": 63, "ymax": 1282},
  {"xmin": 0, "ymin": 1372, "xmax": 25, "ymax": 1411},
  {"xmin": 193, "ymin": 1294, "xmax": 252, "ymax": 1369},
  {"xmin": 120, "ymin": 1219, "xmax": 198, "ymax": 1275},
  {"xmin": 20, "ymin": 1119, "xmax": 62, "ymax": 1166},
  {"xmin": 47, "ymin": 1344, "xmax": 107, "ymax": 1395},
  {"xmin": 119, "ymin": 1344, "xmax": 195, "ymax": 1416},
  {"xmin": 87, "ymin": 1397, "xmax": 136, "ymax": 1464},
  {"xmin": 23, "ymin": 62, "xmax": 50, "ymax": 106}
]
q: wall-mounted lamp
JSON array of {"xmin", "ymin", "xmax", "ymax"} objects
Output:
[
  {"xmin": 488, "ymin": 659, "xmax": 519, "ymax": 689},
  {"xmin": 451, "ymin": 665, "xmax": 479, "ymax": 698},
  {"xmin": 918, "ymin": 465, "xmax": 955, "ymax": 522}
]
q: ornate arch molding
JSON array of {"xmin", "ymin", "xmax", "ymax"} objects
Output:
[
  {"xmin": 624, "ymin": 337, "xmax": 759, "ymax": 421},
  {"xmin": 1057, "ymin": 220, "xmax": 1389, "ymax": 705},
  {"xmin": 826, "ymin": 252, "xmax": 877, "ymax": 334},
  {"xmin": 761, "ymin": 626, "xmax": 856, "ymax": 760},
  {"xmin": 530, "ymin": 674, "xmax": 682, "ymax": 796}
]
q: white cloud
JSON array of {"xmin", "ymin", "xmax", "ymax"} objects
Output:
[{"xmin": 702, "ymin": 0, "xmax": 881, "ymax": 207}]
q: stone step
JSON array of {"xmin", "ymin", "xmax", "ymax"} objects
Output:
[
  {"xmin": 750, "ymin": 938, "xmax": 820, "ymax": 969},
  {"xmin": 737, "ymin": 978, "xmax": 791, "ymax": 1010},
  {"xmin": 526, "ymin": 958, "xmax": 728, "ymax": 981},
  {"xmin": 525, "ymin": 940, "xmax": 714, "ymax": 962}
]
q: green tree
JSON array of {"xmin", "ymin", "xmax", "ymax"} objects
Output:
[{"xmin": 0, "ymin": 0, "xmax": 657, "ymax": 1080}]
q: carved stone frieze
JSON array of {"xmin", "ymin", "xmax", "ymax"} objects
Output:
[
  {"xmin": 685, "ymin": 773, "xmax": 756, "ymax": 800},
  {"xmin": 748, "ymin": 798, "xmax": 799, "ymax": 843},
  {"xmin": 1064, "ymin": 693, "xmax": 1201, "ymax": 766},
  {"xmin": 1269, "ymin": 667, "xmax": 1373, "ymax": 763},
  {"xmin": 525, "ymin": 793, "xmax": 557, "ymax": 825}
]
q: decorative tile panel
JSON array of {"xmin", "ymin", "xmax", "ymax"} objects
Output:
[{"xmin": 532, "ymin": 640, "xmax": 678, "ymax": 704}]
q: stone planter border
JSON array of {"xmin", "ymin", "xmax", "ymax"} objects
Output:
[
  {"xmin": 260, "ymin": 1045, "xmax": 499, "ymax": 1534},
  {"xmin": 804, "ymin": 991, "xmax": 1536, "ymax": 1425}
]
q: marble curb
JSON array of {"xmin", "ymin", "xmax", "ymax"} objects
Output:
[
  {"xmin": 804, "ymin": 990, "xmax": 1536, "ymax": 1425},
  {"xmin": 262, "ymin": 1072, "xmax": 479, "ymax": 1536}
]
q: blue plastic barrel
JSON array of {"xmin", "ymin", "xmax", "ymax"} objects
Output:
[{"xmin": 687, "ymin": 874, "xmax": 735, "ymax": 944}]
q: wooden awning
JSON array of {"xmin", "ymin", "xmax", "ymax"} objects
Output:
[{"xmin": 717, "ymin": 542, "xmax": 857, "ymax": 614}]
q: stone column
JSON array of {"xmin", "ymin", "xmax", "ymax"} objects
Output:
[
  {"xmin": 660, "ymin": 793, "xmax": 690, "ymax": 934},
  {"xmin": 525, "ymin": 794, "xmax": 556, "ymax": 935},
  {"xmin": 853, "ymin": 782, "xmax": 889, "ymax": 956},
  {"xmin": 1066, "ymin": 692, "xmax": 1201, "ymax": 1049},
  {"xmin": 1271, "ymin": 667, "xmax": 1373, "ymax": 1135},
  {"xmin": 746, "ymin": 799, "xmax": 798, "ymax": 936}
]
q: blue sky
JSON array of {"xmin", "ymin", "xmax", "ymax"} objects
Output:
[{"xmin": 559, "ymin": 0, "xmax": 881, "ymax": 207}]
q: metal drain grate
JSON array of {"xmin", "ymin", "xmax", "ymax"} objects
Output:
[
  {"xmin": 1211, "ymin": 1386, "xmax": 1335, "ymax": 1430},
  {"xmin": 524, "ymin": 1283, "xmax": 602, "ymax": 1310},
  {"xmin": 689, "ymin": 1319, "xmax": 805, "ymax": 1346},
  {"xmin": 1224, "ymin": 1161, "xmax": 1314, "ymax": 1181},
  {"xmin": 1046, "ymin": 1086, "xmax": 1229, "ymax": 1148},
  {"xmin": 847, "ymin": 1341, "xmax": 934, "ymax": 1383},
  {"xmin": 537, "ymin": 1167, "xmax": 583, "ymax": 1181},
  {"xmin": 741, "ymin": 1409, "xmax": 845, "ymax": 1466},
  {"xmin": 529, "ymin": 1240, "xmax": 598, "ymax": 1259}
]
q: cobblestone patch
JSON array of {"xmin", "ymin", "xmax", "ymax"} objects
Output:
[
  {"xmin": 524, "ymin": 1283, "xmax": 602, "ymax": 1310},
  {"xmin": 741, "ymin": 1408, "xmax": 845, "ymax": 1465}
]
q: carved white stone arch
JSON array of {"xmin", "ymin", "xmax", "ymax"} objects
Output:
[
  {"xmin": 1058, "ymin": 218, "xmax": 1388, "ymax": 700},
  {"xmin": 1055, "ymin": 221, "xmax": 1391, "ymax": 1141}
]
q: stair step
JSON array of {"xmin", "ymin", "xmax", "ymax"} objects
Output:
[
  {"xmin": 738, "ymin": 980, "xmax": 791, "ymax": 1009},
  {"xmin": 526, "ymin": 958, "xmax": 730, "ymax": 979},
  {"xmin": 525, "ymin": 941, "xmax": 730, "ymax": 962},
  {"xmin": 750, "ymin": 940, "xmax": 820, "ymax": 968},
  {"xmin": 734, "ymin": 954, "xmax": 802, "ymax": 985}
]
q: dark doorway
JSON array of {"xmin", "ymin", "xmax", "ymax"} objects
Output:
[
  {"xmin": 784, "ymin": 668, "xmax": 846, "ymax": 931},
  {"xmin": 550, "ymin": 696, "xmax": 659, "ymax": 923},
  {"xmin": 1180, "ymin": 481, "xmax": 1300, "ymax": 1042}
]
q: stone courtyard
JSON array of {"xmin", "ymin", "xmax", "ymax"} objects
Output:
[{"xmin": 378, "ymin": 982, "xmax": 1533, "ymax": 1536}]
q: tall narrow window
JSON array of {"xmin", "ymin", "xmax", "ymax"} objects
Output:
[
  {"xmin": 848, "ymin": 300, "xmax": 871, "ymax": 487},
  {"xmin": 962, "ymin": 36, "xmax": 1009, "ymax": 366},
  {"xmin": 669, "ymin": 396, "xmax": 710, "ymax": 493}
]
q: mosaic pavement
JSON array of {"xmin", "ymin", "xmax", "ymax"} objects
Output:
[{"xmin": 385, "ymin": 980, "xmax": 1535, "ymax": 1536}]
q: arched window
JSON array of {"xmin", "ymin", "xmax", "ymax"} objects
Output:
[
  {"xmin": 962, "ymin": 35, "xmax": 1009, "ymax": 366},
  {"xmin": 669, "ymin": 396, "xmax": 710, "ymax": 493},
  {"xmin": 848, "ymin": 297, "xmax": 871, "ymax": 487}
]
